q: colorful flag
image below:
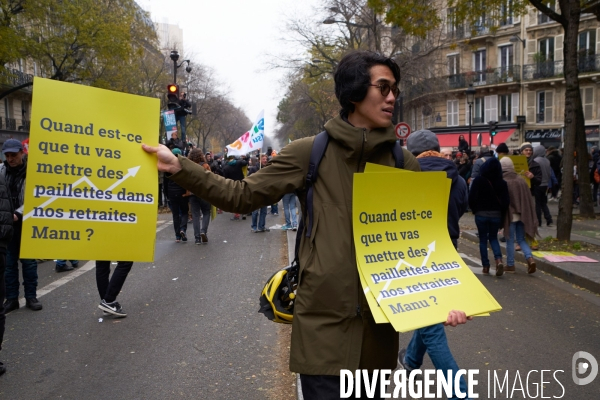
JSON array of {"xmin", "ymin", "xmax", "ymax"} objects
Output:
[{"xmin": 226, "ymin": 110, "xmax": 264, "ymax": 156}]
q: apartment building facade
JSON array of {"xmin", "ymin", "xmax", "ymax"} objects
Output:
[{"xmin": 403, "ymin": 3, "xmax": 600, "ymax": 151}]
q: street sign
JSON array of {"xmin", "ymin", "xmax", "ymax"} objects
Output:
[{"xmin": 395, "ymin": 122, "xmax": 411, "ymax": 140}]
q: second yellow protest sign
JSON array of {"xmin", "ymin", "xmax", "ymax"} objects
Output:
[
  {"xmin": 20, "ymin": 77, "xmax": 159, "ymax": 261},
  {"xmin": 353, "ymin": 169, "xmax": 501, "ymax": 332}
]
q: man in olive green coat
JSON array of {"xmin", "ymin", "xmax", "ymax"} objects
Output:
[{"xmin": 144, "ymin": 51, "xmax": 469, "ymax": 398}]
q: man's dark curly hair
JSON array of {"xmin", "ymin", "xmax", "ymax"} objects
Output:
[{"xmin": 334, "ymin": 51, "xmax": 400, "ymax": 118}]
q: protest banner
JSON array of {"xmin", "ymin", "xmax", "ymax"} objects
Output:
[
  {"xmin": 162, "ymin": 110, "xmax": 177, "ymax": 138},
  {"xmin": 20, "ymin": 77, "xmax": 159, "ymax": 261},
  {"xmin": 353, "ymin": 166, "xmax": 501, "ymax": 332},
  {"xmin": 226, "ymin": 110, "xmax": 264, "ymax": 156}
]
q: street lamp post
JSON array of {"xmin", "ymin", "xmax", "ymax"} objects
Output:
[
  {"xmin": 466, "ymin": 84, "xmax": 476, "ymax": 153},
  {"xmin": 169, "ymin": 50, "xmax": 192, "ymax": 84}
]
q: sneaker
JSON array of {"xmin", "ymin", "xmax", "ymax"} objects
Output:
[
  {"xmin": 71, "ymin": 262, "xmax": 79, "ymax": 268},
  {"xmin": 175, "ymin": 236, "xmax": 181, "ymax": 243},
  {"xmin": 397, "ymin": 348, "xmax": 415, "ymax": 374},
  {"xmin": 98, "ymin": 300, "xmax": 127, "ymax": 317},
  {"xmin": 55, "ymin": 264, "xmax": 74, "ymax": 272},
  {"xmin": 180, "ymin": 231, "xmax": 187, "ymax": 242},
  {"xmin": 3, "ymin": 299, "xmax": 19, "ymax": 314},
  {"xmin": 281, "ymin": 224, "xmax": 292, "ymax": 230},
  {"xmin": 292, "ymin": 225, "xmax": 297, "ymax": 231},
  {"xmin": 25, "ymin": 298, "xmax": 43, "ymax": 311},
  {"xmin": 195, "ymin": 238, "xmax": 201, "ymax": 245},
  {"xmin": 200, "ymin": 233, "xmax": 208, "ymax": 244},
  {"xmin": 253, "ymin": 228, "xmax": 270, "ymax": 233}
]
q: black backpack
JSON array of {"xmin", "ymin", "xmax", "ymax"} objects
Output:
[{"xmin": 293, "ymin": 131, "xmax": 405, "ymax": 264}]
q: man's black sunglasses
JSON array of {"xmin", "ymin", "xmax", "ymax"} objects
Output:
[{"xmin": 369, "ymin": 83, "xmax": 400, "ymax": 97}]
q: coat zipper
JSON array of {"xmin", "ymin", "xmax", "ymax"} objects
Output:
[{"xmin": 355, "ymin": 128, "xmax": 368, "ymax": 316}]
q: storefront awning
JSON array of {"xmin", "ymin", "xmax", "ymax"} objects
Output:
[{"xmin": 434, "ymin": 129, "xmax": 517, "ymax": 148}]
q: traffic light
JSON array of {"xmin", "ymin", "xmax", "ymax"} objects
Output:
[
  {"xmin": 167, "ymin": 84, "xmax": 179, "ymax": 110},
  {"xmin": 489, "ymin": 120, "xmax": 498, "ymax": 144}
]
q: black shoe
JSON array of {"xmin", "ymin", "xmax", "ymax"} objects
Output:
[
  {"xmin": 242, "ymin": 215, "xmax": 246, "ymax": 220},
  {"xmin": 0, "ymin": 361, "xmax": 5, "ymax": 376},
  {"xmin": 55, "ymin": 264, "xmax": 74, "ymax": 272},
  {"xmin": 98, "ymin": 300, "xmax": 127, "ymax": 317},
  {"xmin": 180, "ymin": 231, "xmax": 187, "ymax": 242},
  {"xmin": 195, "ymin": 238, "xmax": 201, "ymax": 245},
  {"xmin": 200, "ymin": 233, "xmax": 208, "ymax": 243},
  {"xmin": 3, "ymin": 299, "xmax": 19, "ymax": 314},
  {"xmin": 25, "ymin": 298, "xmax": 42, "ymax": 311},
  {"xmin": 71, "ymin": 262, "xmax": 79, "ymax": 268}
]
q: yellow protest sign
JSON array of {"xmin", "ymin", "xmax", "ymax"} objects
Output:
[
  {"xmin": 20, "ymin": 77, "xmax": 159, "ymax": 261},
  {"xmin": 353, "ymin": 170, "xmax": 501, "ymax": 332},
  {"xmin": 508, "ymin": 155, "xmax": 531, "ymax": 188}
]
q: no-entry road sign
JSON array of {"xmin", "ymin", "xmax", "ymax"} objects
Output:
[{"xmin": 395, "ymin": 123, "xmax": 411, "ymax": 140}]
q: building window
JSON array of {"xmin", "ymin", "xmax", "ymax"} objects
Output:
[
  {"xmin": 447, "ymin": 100, "xmax": 459, "ymax": 127},
  {"xmin": 580, "ymin": 87, "xmax": 594, "ymax": 120},
  {"xmin": 538, "ymin": 2, "xmax": 555, "ymax": 24},
  {"xmin": 578, "ymin": 31, "xmax": 596, "ymax": 72},
  {"xmin": 500, "ymin": 0, "xmax": 514, "ymax": 26},
  {"xmin": 446, "ymin": 8, "xmax": 464, "ymax": 39},
  {"xmin": 499, "ymin": 95, "xmax": 512, "ymax": 122},
  {"xmin": 448, "ymin": 54, "xmax": 460, "ymax": 76},
  {"xmin": 474, "ymin": 98, "xmax": 485, "ymax": 124},
  {"xmin": 499, "ymin": 45, "xmax": 514, "ymax": 72},
  {"xmin": 537, "ymin": 91, "xmax": 553, "ymax": 123},
  {"xmin": 473, "ymin": 50, "xmax": 486, "ymax": 84}
]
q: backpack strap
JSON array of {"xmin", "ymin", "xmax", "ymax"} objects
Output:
[
  {"xmin": 293, "ymin": 131, "xmax": 328, "ymax": 263},
  {"xmin": 392, "ymin": 140, "xmax": 404, "ymax": 169}
]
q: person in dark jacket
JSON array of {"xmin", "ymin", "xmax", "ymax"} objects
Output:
[
  {"xmin": 458, "ymin": 135, "xmax": 469, "ymax": 153},
  {"xmin": 520, "ymin": 142, "xmax": 542, "ymax": 195},
  {"xmin": 407, "ymin": 130, "xmax": 468, "ymax": 249},
  {"xmin": 164, "ymin": 148, "xmax": 189, "ymax": 242},
  {"xmin": 469, "ymin": 157, "xmax": 510, "ymax": 275},
  {"xmin": 167, "ymin": 132, "xmax": 185, "ymax": 152},
  {"xmin": 222, "ymin": 155, "xmax": 248, "ymax": 220},
  {"xmin": 546, "ymin": 146, "xmax": 562, "ymax": 200},
  {"xmin": 1, "ymin": 139, "xmax": 42, "ymax": 313},
  {"xmin": 0, "ymin": 165, "xmax": 13, "ymax": 376},
  {"xmin": 175, "ymin": 93, "xmax": 191, "ymax": 142},
  {"xmin": 532, "ymin": 145, "xmax": 553, "ymax": 227}
]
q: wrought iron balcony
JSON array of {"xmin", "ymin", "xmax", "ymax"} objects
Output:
[
  {"xmin": 0, "ymin": 68, "xmax": 34, "ymax": 90},
  {"xmin": 5, "ymin": 118, "xmax": 17, "ymax": 130},
  {"xmin": 578, "ymin": 54, "xmax": 600, "ymax": 73},
  {"xmin": 523, "ymin": 60, "xmax": 564, "ymax": 80},
  {"xmin": 447, "ymin": 65, "xmax": 521, "ymax": 89}
]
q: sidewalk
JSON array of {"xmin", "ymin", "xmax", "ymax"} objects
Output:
[{"xmin": 461, "ymin": 200, "xmax": 600, "ymax": 294}]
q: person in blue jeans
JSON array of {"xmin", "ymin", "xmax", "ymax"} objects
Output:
[
  {"xmin": 400, "ymin": 130, "xmax": 473, "ymax": 399},
  {"xmin": 468, "ymin": 157, "xmax": 509, "ymax": 275},
  {"xmin": 251, "ymin": 206, "xmax": 269, "ymax": 233},
  {"xmin": 281, "ymin": 193, "xmax": 297, "ymax": 230},
  {"xmin": 500, "ymin": 157, "xmax": 538, "ymax": 274},
  {"xmin": 55, "ymin": 260, "xmax": 79, "ymax": 272}
]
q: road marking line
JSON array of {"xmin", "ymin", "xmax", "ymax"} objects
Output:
[
  {"xmin": 459, "ymin": 253, "xmax": 484, "ymax": 275},
  {"xmin": 17, "ymin": 222, "xmax": 173, "ymax": 307}
]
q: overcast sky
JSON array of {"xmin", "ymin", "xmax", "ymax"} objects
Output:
[{"xmin": 137, "ymin": 0, "xmax": 323, "ymax": 144}]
